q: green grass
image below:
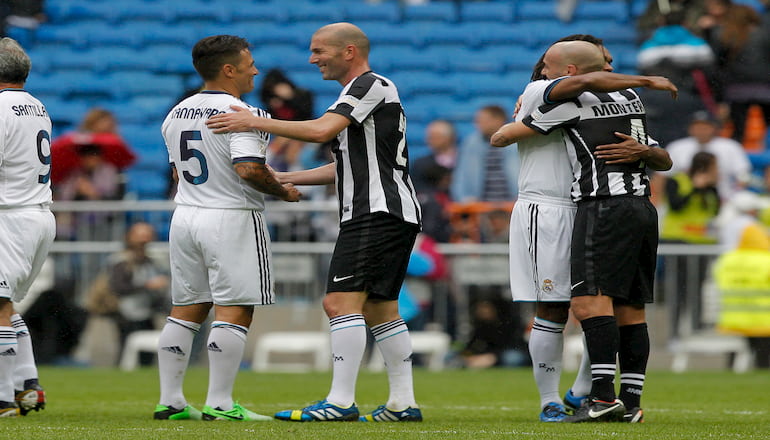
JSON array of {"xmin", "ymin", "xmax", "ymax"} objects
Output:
[{"xmin": 0, "ymin": 367, "xmax": 768, "ymax": 439}]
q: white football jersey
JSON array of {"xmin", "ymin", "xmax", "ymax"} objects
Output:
[
  {"xmin": 0, "ymin": 89, "xmax": 52, "ymax": 207},
  {"xmin": 162, "ymin": 91, "xmax": 271, "ymax": 210},
  {"xmin": 514, "ymin": 79, "xmax": 573, "ymax": 202}
]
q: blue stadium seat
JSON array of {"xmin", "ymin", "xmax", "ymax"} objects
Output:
[
  {"xmin": 143, "ymin": 45, "xmax": 197, "ymax": 75},
  {"xmin": 239, "ymin": 23, "xmax": 309, "ymax": 48},
  {"xmin": 450, "ymin": 72, "xmax": 515, "ymax": 101},
  {"xmin": 39, "ymin": 96, "xmax": 91, "ymax": 128},
  {"xmin": 403, "ymin": 2, "xmax": 458, "ymax": 23},
  {"xmin": 139, "ymin": 25, "xmax": 198, "ymax": 47},
  {"xmin": 228, "ymin": 3, "xmax": 290, "ymax": 24},
  {"xmin": 84, "ymin": 24, "xmax": 144, "ymax": 49},
  {"xmin": 109, "ymin": 72, "xmax": 185, "ymax": 100},
  {"xmin": 112, "ymin": 3, "xmax": 174, "ymax": 24},
  {"xmin": 402, "ymin": 100, "xmax": 436, "ymax": 124},
  {"xmin": 122, "ymin": 123, "xmax": 168, "ymax": 171},
  {"xmin": 44, "ymin": 1, "xmax": 116, "ymax": 24},
  {"xmin": 125, "ymin": 169, "xmax": 170, "ymax": 200},
  {"xmin": 361, "ymin": 23, "xmax": 418, "ymax": 49},
  {"xmin": 376, "ymin": 47, "xmax": 447, "ymax": 74},
  {"xmin": 416, "ymin": 23, "xmax": 478, "ymax": 50},
  {"xmin": 35, "ymin": 25, "xmax": 88, "ymax": 49},
  {"xmin": 460, "ymin": 2, "xmax": 515, "ymax": 23},
  {"xmin": 394, "ymin": 72, "xmax": 456, "ymax": 100},
  {"xmin": 474, "ymin": 23, "xmax": 536, "ymax": 49},
  {"xmin": 496, "ymin": 45, "xmax": 543, "ymax": 73},
  {"xmin": 114, "ymin": 96, "xmax": 177, "ymax": 125},
  {"xmin": 446, "ymin": 48, "xmax": 506, "ymax": 74},
  {"xmin": 40, "ymin": 47, "xmax": 100, "ymax": 73},
  {"xmin": 168, "ymin": 1, "xmax": 231, "ymax": 24},
  {"xmin": 255, "ymin": 46, "xmax": 315, "ymax": 73},
  {"xmin": 516, "ymin": 1, "xmax": 559, "ymax": 21},
  {"xmin": 288, "ymin": 2, "xmax": 345, "ymax": 23},
  {"xmin": 345, "ymin": 2, "xmax": 402, "ymax": 24},
  {"xmin": 573, "ymin": 1, "xmax": 630, "ymax": 22}
]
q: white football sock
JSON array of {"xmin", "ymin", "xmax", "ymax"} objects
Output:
[
  {"xmin": 157, "ymin": 317, "xmax": 200, "ymax": 409},
  {"xmin": 11, "ymin": 314, "xmax": 37, "ymax": 390},
  {"xmin": 0, "ymin": 326, "xmax": 18, "ymax": 403},
  {"xmin": 529, "ymin": 317, "xmax": 565, "ymax": 409},
  {"xmin": 325, "ymin": 314, "xmax": 366, "ymax": 407},
  {"xmin": 371, "ymin": 319, "xmax": 417, "ymax": 410},
  {"xmin": 205, "ymin": 321, "xmax": 248, "ymax": 411},
  {"xmin": 569, "ymin": 333, "xmax": 593, "ymax": 398}
]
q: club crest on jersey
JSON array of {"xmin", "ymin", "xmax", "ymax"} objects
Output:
[{"xmin": 542, "ymin": 279, "xmax": 554, "ymax": 292}]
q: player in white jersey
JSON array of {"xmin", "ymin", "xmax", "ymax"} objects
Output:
[
  {"xmin": 154, "ymin": 35, "xmax": 300, "ymax": 422},
  {"xmin": 207, "ymin": 23, "xmax": 423, "ymax": 423},
  {"xmin": 0, "ymin": 38, "xmax": 54, "ymax": 418},
  {"xmin": 493, "ymin": 38, "xmax": 677, "ymax": 422},
  {"xmin": 493, "ymin": 40, "xmax": 676, "ymax": 423}
]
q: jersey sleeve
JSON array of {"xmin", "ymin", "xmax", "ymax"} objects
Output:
[
  {"xmin": 230, "ymin": 107, "xmax": 270, "ymax": 164},
  {"xmin": 522, "ymin": 100, "xmax": 581, "ymax": 135},
  {"xmin": 327, "ymin": 74, "xmax": 384, "ymax": 126}
]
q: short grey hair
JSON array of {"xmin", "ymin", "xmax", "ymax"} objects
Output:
[{"xmin": 0, "ymin": 38, "xmax": 31, "ymax": 84}]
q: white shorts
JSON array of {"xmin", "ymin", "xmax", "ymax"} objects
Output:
[
  {"xmin": 169, "ymin": 205, "xmax": 274, "ymax": 306},
  {"xmin": 0, "ymin": 207, "xmax": 56, "ymax": 302},
  {"xmin": 509, "ymin": 196, "xmax": 575, "ymax": 302}
]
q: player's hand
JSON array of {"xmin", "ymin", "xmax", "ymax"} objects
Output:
[
  {"xmin": 594, "ymin": 132, "xmax": 649, "ymax": 164},
  {"xmin": 282, "ymin": 183, "xmax": 302, "ymax": 202},
  {"xmin": 645, "ymin": 76, "xmax": 678, "ymax": 99},
  {"xmin": 206, "ymin": 105, "xmax": 256, "ymax": 133}
]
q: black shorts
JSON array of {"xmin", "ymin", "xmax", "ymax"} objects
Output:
[
  {"xmin": 571, "ymin": 196, "xmax": 658, "ymax": 305},
  {"xmin": 326, "ymin": 213, "xmax": 420, "ymax": 300}
]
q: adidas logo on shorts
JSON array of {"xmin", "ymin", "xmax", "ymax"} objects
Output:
[{"xmin": 0, "ymin": 280, "xmax": 8, "ymax": 289}]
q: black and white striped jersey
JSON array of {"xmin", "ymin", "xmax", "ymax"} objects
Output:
[
  {"xmin": 523, "ymin": 89, "xmax": 653, "ymax": 202},
  {"xmin": 326, "ymin": 71, "xmax": 421, "ymax": 226}
]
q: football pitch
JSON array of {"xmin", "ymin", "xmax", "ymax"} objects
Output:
[{"xmin": 1, "ymin": 367, "xmax": 767, "ymax": 440}]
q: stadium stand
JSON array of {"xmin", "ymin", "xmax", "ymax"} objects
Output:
[{"xmin": 26, "ymin": 0, "xmax": 647, "ymax": 205}]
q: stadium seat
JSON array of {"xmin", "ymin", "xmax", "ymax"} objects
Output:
[
  {"xmin": 287, "ymin": 2, "xmax": 345, "ymax": 23},
  {"xmin": 139, "ymin": 25, "xmax": 199, "ymax": 48},
  {"xmin": 460, "ymin": 2, "xmax": 515, "ymax": 24},
  {"xmin": 396, "ymin": 72, "xmax": 456, "ymax": 100},
  {"xmin": 102, "ymin": 47, "xmax": 159, "ymax": 73},
  {"xmin": 252, "ymin": 331, "xmax": 331, "ymax": 372},
  {"xmin": 368, "ymin": 331, "xmax": 451, "ymax": 371},
  {"xmin": 376, "ymin": 47, "xmax": 447, "ymax": 74},
  {"xmin": 125, "ymin": 169, "xmax": 170, "ymax": 199},
  {"xmin": 516, "ymin": 1, "xmax": 560, "ymax": 21},
  {"xmin": 108, "ymin": 72, "xmax": 185, "ymax": 100},
  {"xmin": 119, "ymin": 330, "xmax": 161, "ymax": 371},
  {"xmin": 361, "ymin": 23, "xmax": 418, "ymax": 49},
  {"xmin": 168, "ymin": 1, "xmax": 231, "ymax": 24},
  {"xmin": 35, "ymin": 24, "xmax": 88, "ymax": 49},
  {"xmin": 403, "ymin": 2, "xmax": 458, "ymax": 23},
  {"xmin": 90, "ymin": 25, "xmax": 143, "ymax": 49},
  {"xmin": 416, "ymin": 23, "xmax": 478, "ymax": 50},
  {"xmin": 44, "ymin": 1, "xmax": 115, "ymax": 24},
  {"xmin": 446, "ymin": 48, "xmax": 506, "ymax": 74},
  {"xmin": 112, "ymin": 3, "xmax": 174, "ymax": 25},
  {"xmin": 670, "ymin": 332, "xmax": 753, "ymax": 373},
  {"xmin": 228, "ymin": 3, "xmax": 290, "ymax": 24},
  {"xmin": 573, "ymin": 0, "xmax": 631, "ymax": 22},
  {"xmin": 450, "ymin": 72, "xmax": 519, "ymax": 101},
  {"xmin": 344, "ymin": 2, "xmax": 402, "ymax": 24},
  {"xmin": 474, "ymin": 23, "xmax": 536, "ymax": 49}
]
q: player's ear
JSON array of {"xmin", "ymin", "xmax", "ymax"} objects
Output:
[
  {"xmin": 566, "ymin": 64, "xmax": 578, "ymax": 76},
  {"xmin": 222, "ymin": 63, "xmax": 236, "ymax": 78}
]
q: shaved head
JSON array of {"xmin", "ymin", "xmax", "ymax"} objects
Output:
[
  {"xmin": 313, "ymin": 22, "xmax": 370, "ymax": 58},
  {"xmin": 548, "ymin": 41, "xmax": 606, "ymax": 73}
]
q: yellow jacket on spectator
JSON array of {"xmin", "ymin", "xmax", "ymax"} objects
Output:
[{"xmin": 714, "ymin": 224, "xmax": 770, "ymax": 336}]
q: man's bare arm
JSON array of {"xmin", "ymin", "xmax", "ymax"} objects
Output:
[
  {"xmin": 234, "ymin": 162, "xmax": 302, "ymax": 201},
  {"xmin": 594, "ymin": 132, "xmax": 673, "ymax": 171},
  {"xmin": 490, "ymin": 121, "xmax": 540, "ymax": 147},
  {"xmin": 276, "ymin": 162, "xmax": 336, "ymax": 186},
  {"xmin": 207, "ymin": 106, "xmax": 350, "ymax": 144},
  {"xmin": 548, "ymin": 72, "xmax": 678, "ymax": 102}
]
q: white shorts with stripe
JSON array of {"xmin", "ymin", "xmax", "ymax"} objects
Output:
[
  {"xmin": 509, "ymin": 195, "xmax": 575, "ymax": 302},
  {"xmin": 0, "ymin": 207, "xmax": 56, "ymax": 302},
  {"xmin": 169, "ymin": 205, "xmax": 274, "ymax": 306}
]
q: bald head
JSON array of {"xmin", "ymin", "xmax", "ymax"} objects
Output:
[
  {"xmin": 314, "ymin": 22, "xmax": 370, "ymax": 58},
  {"xmin": 541, "ymin": 40, "xmax": 606, "ymax": 79}
]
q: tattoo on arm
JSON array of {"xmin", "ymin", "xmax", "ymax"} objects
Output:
[{"xmin": 234, "ymin": 162, "xmax": 288, "ymax": 198}]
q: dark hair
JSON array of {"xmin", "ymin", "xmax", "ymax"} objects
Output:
[
  {"xmin": 530, "ymin": 34, "xmax": 605, "ymax": 81},
  {"xmin": 192, "ymin": 35, "xmax": 250, "ymax": 81},
  {"xmin": 689, "ymin": 151, "xmax": 717, "ymax": 176}
]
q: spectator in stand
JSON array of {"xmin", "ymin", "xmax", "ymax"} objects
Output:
[
  {"xmin": 108, "ymin": 222, "xmax": 170, "ymax": 366},
  {"xmin": 636, "ymin": 0, "xmax": 706, "ymax": 42},
  {"xmin": 656, "ymin": 111, "xmax": 751, "ymax": 202},
  {"xmin": 705, "ymin": 3, "xmax": 770, "ymax": 145},
  {"xmin": 451, "ymin": 105, "xmax": 518, "ymax": 203},
  {"xmin": 713, "ymin": 223, "xmax": 770, "ymax": 368},
  {"xmin": 637, "ymin": 8, "xmax": 717, "ymax": 146},
  {"xmin": 458, "ymin": 295, "xmax": 528, "ymax": 369},
  {"xmin": 411, "ymin": 119, "xmax": 457, "ymax": 195},
  {"xmin": 661, "ymin": 151, "xmax": 721, "ymax": 244}
]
